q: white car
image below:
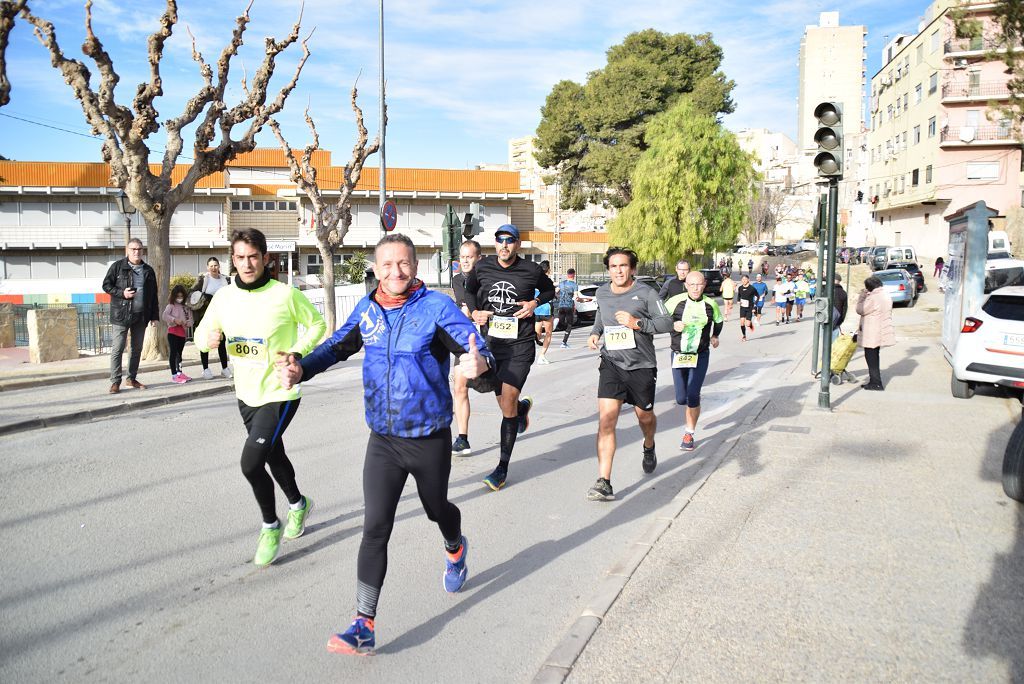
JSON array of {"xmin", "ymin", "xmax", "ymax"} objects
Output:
[{"xmin": 950, "ymin": 286, "xmax": 1024, "ymax": 398}]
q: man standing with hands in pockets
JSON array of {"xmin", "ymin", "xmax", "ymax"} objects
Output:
[{"xmin": 585, "ymin": 247, "xmax": 673, "ymax": 501}]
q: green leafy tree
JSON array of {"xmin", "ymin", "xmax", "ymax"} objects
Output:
[
  {"xmin": 608, "ymin": 100, "xmax": 756, "ymax": 264},
  {"xmin": 334, "ymin": 250, "xmax": 368, "ymax": 284},
  {"xmin": 535, "ymin": 29, "xmax": 734, "ymax": 210}
]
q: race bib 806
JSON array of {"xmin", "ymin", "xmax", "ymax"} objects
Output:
[{"xmin": 227, "ymin": 336, "xmax": 268, "ymax": 367}]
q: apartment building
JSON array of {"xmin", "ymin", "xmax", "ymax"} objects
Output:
[
  {"xmin": 0, "ymin": 149, "xmax": 534, "ymax": 296},
  {"xmin": 797, "ymin": 12, "xmax": 870, "ymax": 247},
  {"xmin": 867, "ymin": 0, "xmax": 1023, "ymax": 258}
]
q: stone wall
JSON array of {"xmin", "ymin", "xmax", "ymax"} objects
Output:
[
  {"xmin": 28, "ymin": 308, "xmax": 79, "ymax": 363},
  {"xmin": 0, "ymin": 303, "xmax": 13, "ymax": 348}
]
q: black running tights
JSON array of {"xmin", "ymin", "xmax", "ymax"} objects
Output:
[
  {"xmin": 237, "ymin": 399, "xmax": 302, "ymax": 524},
  {"xmin": 357, "ymin": 428, "xmax": 461, "ymax": 617}
]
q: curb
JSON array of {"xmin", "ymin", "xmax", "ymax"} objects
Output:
[
  {"xmin": 0, "ymin": 383, "xmax": 234, "ymax": 436},
  {"xmin": 533, "ymin": 344, "xmax": 811, "ymax": 683},
  {"xmin": 0, "ymin": 359, "xmax": 208, "ymax": 392}
]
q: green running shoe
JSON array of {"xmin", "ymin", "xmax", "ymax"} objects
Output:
[
  {"xmin": 253, "ymin": 526, "xmax": 282, "ymax": 566},
  {"xmin": 283, "ymin": 496, "xmax": 314, "ymax": 539}
]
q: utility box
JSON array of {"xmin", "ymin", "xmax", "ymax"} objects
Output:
[{"xmin": 942, "ymin": 201, "xmax": 995, "ymax": 361}]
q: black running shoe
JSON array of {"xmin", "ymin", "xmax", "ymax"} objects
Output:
[
  {"xmin": 586, "ymin": 478, "xmax": 615, "ymax": 501},
  {"xmin": 452, "ymin": 436, "xmax": 471, "ymax": 457},
  {"xmin": 642, "ymin": 443, "xmax": 657, "ymax": 474},
  {"xmin": 517, "ymin": 396, "xmax": 533, "ymax": 434}
]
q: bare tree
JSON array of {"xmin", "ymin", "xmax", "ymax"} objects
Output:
[
  {"xmin": 269, "ymin": 81, "xmax": 380, "ymax": 334},
  {"xmin": 0, "ymin": 0, "xmax": 27, "ymax": 107},
  {"xmin": 746, "ymin": 184, "xmax": 796, "ymax": 245},
  {"xmin": 15, "ymin": 0, "xmax": 310, "ymax": 357}
]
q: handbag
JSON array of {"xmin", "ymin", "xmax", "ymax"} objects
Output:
[{"xmin": 187, "ymin": 278, "xmax": 209, "ymax": 311}]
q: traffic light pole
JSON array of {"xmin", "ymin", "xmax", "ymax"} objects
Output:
[
  {"xmin": 818, "ymin": 177, "xmax": 839, "ymax": 410},
  {"xmin": 810, "ymin": 194, "xmax": 827, "ymax": 377}
]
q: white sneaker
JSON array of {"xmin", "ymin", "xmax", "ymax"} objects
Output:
[
  {"xmin": 202, "ymin": 368, "xmax": 214, "ymax": 380},
  {"xmin": 537, "ymin": 355, "xmax": 550, "ymax": 365},
  {"xmin": 221, "ymin": 367, "xmax": 233, "ymax": 379}
]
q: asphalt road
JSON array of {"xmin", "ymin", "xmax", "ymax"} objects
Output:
[{"xmin": 0, "ymin": 314, "xmax": 808, "ymax": 682}]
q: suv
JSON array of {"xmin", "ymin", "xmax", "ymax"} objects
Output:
[
  {"xmin": 869, "ymin": 246, "xmax": 890, "ymax": 271},
  {"xmin": 950, "ymin": 286, "xmax": 1024, "ymax": 399},
  {"xmin": 699, "ymin": 269, "xmax": 724, "ymax": 297}
]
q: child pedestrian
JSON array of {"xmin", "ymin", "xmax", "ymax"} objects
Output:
[{"xmin": 162, "ymin": 284, "xmax": 193, "ymax": 384}]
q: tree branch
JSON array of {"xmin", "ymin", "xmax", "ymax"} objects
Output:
[{"xmin": 0, "ymin": 0, "xmax": 28, "ymax": 107}]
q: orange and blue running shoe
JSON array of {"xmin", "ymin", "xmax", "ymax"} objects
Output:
[
  {"xmin": 443, "ymin": 535, "xmax": 469, "ymax": 593},
  {"xmin": 327, "ymin": 616, "xmax": 375, "ymax": 656}
]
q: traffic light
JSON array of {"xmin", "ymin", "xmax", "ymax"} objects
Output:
[
  {"xmin": 463, "ymin": 202, "xmax": 484, "ymax": 238},
  {"xmin": 441, "ymin": 204, "xmax": 461, "ymax": 260},
  {"xmin": 812, "ymin": 102, "xmax": 843, "ymax": 178},
  {"xmin": 814, "ymin": 296, "xmax": 830, "ymax": 324}
]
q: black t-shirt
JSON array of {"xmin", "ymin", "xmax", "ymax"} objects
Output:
[
  {"xmin": 736, "ymin": 284, "xmax": 757, "ymax": 309},
  {"xmin": 452, "ymin": 271, "xmax": 471, "ymax": 309},
  {"xmin": 659, "ymin": 277, "xmax": 687, "ymax": 300},
  {"xmin": 464, "ymin": 255, "xmax": 555, "ymax": 345}
]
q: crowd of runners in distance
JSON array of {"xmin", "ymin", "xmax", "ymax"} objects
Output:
[{"xmin": 199, "ymin": 225, "xmax": 821, "ymax": 656}]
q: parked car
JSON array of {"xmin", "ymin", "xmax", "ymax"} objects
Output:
[
  {"xmin": 574, "ymin": 283, "xmax": 600, "ymax": 323},
  {"xmin": 881, "ymin": 246, "xmax": 918, "ymax": 270},
  {"xmin": 874, "ymin": 268, "xmax": 918, "ymax": 306},
  {"xmin": 869, "ymin": 246, "xmax": 890, "ymax": 270},
  {"xmin": 857, "ymin": 247, "xmax": 873, "ymax": 264},
  {"xmin": 797, "ymin": 239, "xmax": 818, "ymax": 252},
  {"xmin": 950, "ymin": 286, "xmax": 1024, "ymax": 400},
  {"xmin": 699, "ymin": 268, "xmax": 724, "ymax": 297},
  {"xmin": 635, "ymin": 275, "xmax": 659, "ymax": 291},
  {"xmin": 893, "ymin": 262, "xmax": 926, "ymax": 292}
]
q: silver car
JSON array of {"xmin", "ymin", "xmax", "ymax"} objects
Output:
[{"xmin": 874, "ymin": 268, "xmax": 918, "ymax": 307}]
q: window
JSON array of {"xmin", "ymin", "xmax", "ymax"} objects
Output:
[
  {"xmin": 928, "ymin": 117, "xmax": 937, "ymax": 137},
  {"xmin": 903, "ymin": 93, "xmax": 909, "ymax": 111},
  {"xmin": 911, "ymin": 169, "xmax": 920, "ymax": 186},
  {"xmin": 916, "ymin": 44, "xmax": 924, "ymax": 64},
  {"xmin": 253, "ymin": 201, "xmax": 264, "ymax": 210},
  {"xmin": 305, "ymin": 253, "xmax": 342, "ymax": 275},
  {"xmin": 929, "ymin": 73, "xmax": 938, "ymax": 94},
  {"xmin": 887, "ymin": 104, "xmax": 894, "ymax": 121},
  {"xmin": 241, "ymin": 201, "xmax": 251, "ymax": 211},
  {"xmin": 931, "ymin": 30, "xmax": 940, "ymax": 53},
  {"xmin": 915, "ymin": 84, "xmax": 922, "ymax": 104},
  {"xmin": 924, "ymin": 213, "xmax": 930, "ymax": 225},
  {"xmin": 913, "ymin": 125, "xmax": 921, "ymax": 144},
  {"xmin": 966, "ymin": 109, "xmax": 980, "ymax": 127},
  {"xmin": 926, "ymin": 165, "xmax": 933, "ymax": 183},
  {"xmin": 231, "ymin": 200, "xmax": 241, "ymax": 211},
  {"xmin": 967, "ymin": 161, "xmax": 1000, "ymax": 180}
]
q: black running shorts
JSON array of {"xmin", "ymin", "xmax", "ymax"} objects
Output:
[
  {"xmin": 739, "ymin": 306, "xmax": 753, "ymax": 320},
  {"xmin": 597, "ymin": 358, "xmax": 656, "ymax": 410},
  {"xmin": 489, "ymin": 339, "xmax": 535, "ymax": 394}
]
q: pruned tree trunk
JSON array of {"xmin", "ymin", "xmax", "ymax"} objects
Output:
[
  {"xmin": 270, "ymin": 79, "xmax": 381, "ymax": 335},
  {"xmin": 141, "ymin": 211, "xmax": 171, "ymax": 360}
]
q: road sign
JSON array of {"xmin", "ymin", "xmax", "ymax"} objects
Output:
[{"xmin": 380, "ymin": 200, "xmax": 398, "ymax": 232}]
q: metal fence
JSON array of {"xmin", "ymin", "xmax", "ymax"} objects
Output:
[{"xmin": 12, "ymin": 303, "xmax": 113, "ymax": 354}]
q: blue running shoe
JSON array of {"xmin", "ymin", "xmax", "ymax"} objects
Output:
[
  {"xmin": 483, "ymin": 466, "xmax": 507, "ymax": 491},
  {"xmin": 517, "ymin": 396, "xmax": 533, "ymax": 434},
  {"xmin": 327, "ymin": 616, "xmax": 375, "ymax": 656},
  {"xmin": 443, "ymin": 536, "xmax": 469, "ymax": 593}
]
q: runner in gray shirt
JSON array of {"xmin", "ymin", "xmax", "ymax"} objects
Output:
[{"xmin": 585, "ymin": 248, "xmax": 673, "ymax": 501}]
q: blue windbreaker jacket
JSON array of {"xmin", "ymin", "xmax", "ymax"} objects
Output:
[{"xmin": 300, "ymin": 284, "xmax": 494, "ymax": 438}]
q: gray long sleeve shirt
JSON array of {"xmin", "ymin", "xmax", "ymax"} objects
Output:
[{"xmin": 590, "ymin": 281, "xmax": 673, "ymax": 370}]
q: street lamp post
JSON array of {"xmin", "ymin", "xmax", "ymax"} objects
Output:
[{"xmin": 115, "ymin": 190, "xmax": 136, "ymax": 246}]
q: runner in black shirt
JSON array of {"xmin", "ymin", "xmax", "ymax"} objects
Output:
[
  {"xmin": 464, "ymin": 224, "xmax": 556, "ymax": 490},
  {"xmin": 736, "ymin": 275, "xmax": 757, "ymax": 341}
]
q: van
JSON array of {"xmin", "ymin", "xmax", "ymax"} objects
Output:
[
  {"xmin": 989, "ymin": 230, "xmax": 1012, "ymax": 254},
  {"xmin": 882, "ymin": 246, "xmax": 917, "ymax": 270},
  {"xmin": 869, "ymin": 246, "xmax": 889, "ymax": 270}
]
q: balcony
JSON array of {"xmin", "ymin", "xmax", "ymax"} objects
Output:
[
  {"xmin": 944, "ymin": 37, "xmax": 1022, "ymax": 56},
  {"xmin": 941, "ymin": 81, "xmax": 1011, "ymax": 101},
  {"xmin": 940, "ymin": 125, "xmax": 1018, "ymax": 146}
]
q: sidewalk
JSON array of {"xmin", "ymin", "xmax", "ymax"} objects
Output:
[
  {"xmin": 540, "ymin": 285, "xmax": 1024, "ymax": 681},
  {"xmin": 0, "ymin": 344, "xmax": 233, "ymax": 435}
]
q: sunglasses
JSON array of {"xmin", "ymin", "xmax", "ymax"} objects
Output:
[{"xmin": 495, "ymin": 236, "xmax": 517, "ymax": 245}]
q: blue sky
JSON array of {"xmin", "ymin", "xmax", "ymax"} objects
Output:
[{"xmin": 0, "ymin": 0, "xmax": 926, "ymax": 169}]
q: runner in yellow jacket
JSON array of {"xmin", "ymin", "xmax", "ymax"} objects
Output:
[{"xmin": 195, "ymin": 228, "xmax": 327, "ymax": 567}]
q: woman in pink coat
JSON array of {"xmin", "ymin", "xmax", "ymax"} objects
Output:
[{"xmin": 856, "ymin": 276, "xmax": 895, "ymax": 391}]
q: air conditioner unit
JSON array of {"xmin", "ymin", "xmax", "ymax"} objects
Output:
[
  {"xmin": 881, "ymin": 76, "xmax": 892, "ymax": 86},
  {"xmin": 954, "ymin": 58, "xmax": 968, "ymax": 69}
]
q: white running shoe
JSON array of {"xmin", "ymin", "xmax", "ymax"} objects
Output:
[
  {"xmin": 537, "ymin": 355, "xmax": 550, "ymax": 365},
  {"xmin": 221, "ymin": 367, "xmax": 233, "ymax": 379},
  {"xmin": 202, "ymin": 368, "xmax": 214, "ymax": 380}
]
